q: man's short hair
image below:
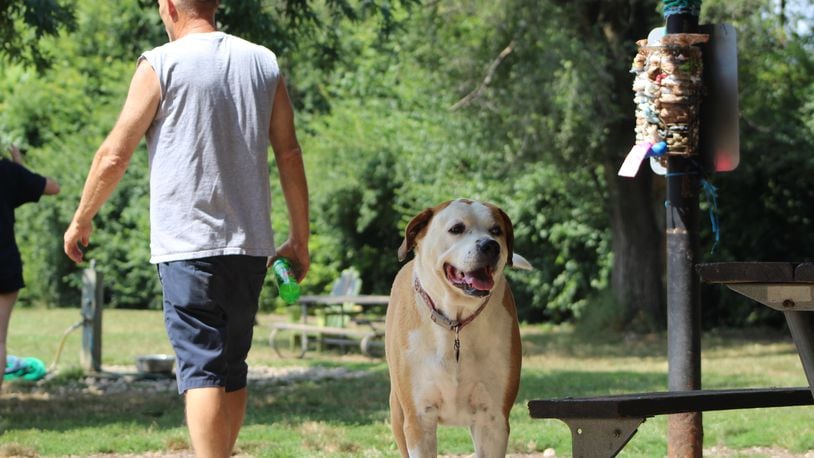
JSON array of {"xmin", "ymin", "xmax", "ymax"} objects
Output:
[{"xmin": 175, "ymin": 0, "xmax": 219, "ymax": 15}]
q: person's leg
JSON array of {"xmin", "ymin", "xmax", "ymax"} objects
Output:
[
  {"xmin": 225, "ymin": 387, "xmax": 248, "ymax": 450},
  {"xmin": 218, "ymin": 255, "xmax": 264, "ymax": 453},
  {"xmin": 184, "ymin": 387, "xmax": 233, "ymax": 458},
  {"xmin": 159, "ymin": 256, "xmax": 264, "ymax": 457},
  {"xmin": 159, "ymin": 259, "xmax": 232, "ymax": 457},
  {"xmin": 0, "ymin": 290, "xmax": 19, "ymax": 390},
  {"xmin": 184, "ymin": 386, "xmax": 248, "ymax": 457}
]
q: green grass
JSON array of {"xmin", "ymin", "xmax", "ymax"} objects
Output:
[{"xmin": 2, "ymin": 308, "xmax": 813, "ymax": 456}]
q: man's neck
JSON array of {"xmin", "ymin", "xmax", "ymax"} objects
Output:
[{"xmin": 171, "ymin": 18, "xmax": 217, "ymax": 40}]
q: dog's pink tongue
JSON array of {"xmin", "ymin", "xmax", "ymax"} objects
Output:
[{"xmin": 465, "ymin": 270, "xmax": 494, "ymax": 291}]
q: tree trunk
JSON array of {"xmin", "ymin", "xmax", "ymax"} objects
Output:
[
  {"xmin": 592, "ymin": 0, "xmax": 666, "ymax": 331},
  {"xmin": 546, "ymin": 0, "xmax": 667, "ymax": 329},
  {"xmin": 604, "ymin": 160, "xmax": 666, "ymax": 330}
]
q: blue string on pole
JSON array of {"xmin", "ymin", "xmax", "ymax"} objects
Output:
[
  {"xmin": 663, "ymin": 158, "xmax": 721, "ymax": 255},
  {"xmin": 700, "ymin": 179, "xmax": 720, "ymax": 254},
  {"xmin": 663, "ymin": 0, "xmax": 702, "ymax": 18}
]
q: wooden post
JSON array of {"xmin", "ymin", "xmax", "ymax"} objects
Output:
[
  {"xmin": 664, "ymin": 4, "xmax": 704, "ymax": 457},
  {"xmin": 81, "ymin": 260, "xmax": 103, "ymax": 373}
]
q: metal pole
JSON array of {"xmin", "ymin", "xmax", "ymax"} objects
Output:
[
  {"xmin": 664, "ymin": 3, "xmax": 703, "ymax": 457},
  {"xmin": 81, "ymin": 260, "xmax": 103, "ymax": 373}
]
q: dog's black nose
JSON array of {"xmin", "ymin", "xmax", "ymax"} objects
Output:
[{"xmin": 477, "ymin": 239, "xmax": 500, "ymax": 262}]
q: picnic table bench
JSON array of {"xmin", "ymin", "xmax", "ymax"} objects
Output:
[
  {"xmin": 269, "ymin": 294, "xmax": 389, "ymax": 358},
  {"xmin": 527, "ymin": 262, "xmax": 814, "ymax": 457}
]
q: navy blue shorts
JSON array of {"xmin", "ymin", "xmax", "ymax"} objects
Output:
[{"xmin": 157, "ymin": 255, "xmax": 267, "ymax": 394}]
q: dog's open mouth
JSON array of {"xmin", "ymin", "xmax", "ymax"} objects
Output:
[{"xmin": 444, "ymin": 263, "xmax": 494, "ymax": 297}]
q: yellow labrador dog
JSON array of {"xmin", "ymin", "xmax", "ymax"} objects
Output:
[{"xmin": 385, "ymin": 199, "xmax": 529, "ymax": 457}]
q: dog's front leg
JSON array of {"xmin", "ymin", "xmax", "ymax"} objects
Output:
[
  {"xmin": 402, "ymin": 410, "xmax": 438, "ymax": 458},
  {"xmin": 470, "ymin": 420, "xmax": 509, "ymax": 458},
  {"xmin": 468, "ymin": 382, "xmax": 510, "ymax": 458}
]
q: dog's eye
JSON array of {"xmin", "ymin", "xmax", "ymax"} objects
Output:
[
  {"xmin": 448, "ymin": 223, "xmax": 465, "ymax": 235},
  {"xmin": 489, "ymin": 226, "xmax": 502, "ymax": 236}
]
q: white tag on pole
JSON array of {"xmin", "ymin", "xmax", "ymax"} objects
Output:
[{"xmin": 618, "ymin": 143, "xmax": 652, "ymax": 178}]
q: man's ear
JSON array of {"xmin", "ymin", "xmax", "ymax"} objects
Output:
[
  {"xmin": 167, "ymin": 0, "xmax": 179, "ymax": 19},
  {"xmin": 397, "ymin": 207, "xmax": 434, "ymax": 262}
]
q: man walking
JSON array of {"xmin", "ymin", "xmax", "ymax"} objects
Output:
[{"xmin": 63, "ymin": 1, "xmax": 309, "ymax": 456}]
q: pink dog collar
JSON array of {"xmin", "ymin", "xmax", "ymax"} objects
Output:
[{"xmin": 413, "ymin": 274, "xmax": 491, "ymax": 362}]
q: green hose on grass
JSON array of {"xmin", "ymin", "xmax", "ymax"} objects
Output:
[{"xmin": 4, "ymin": 355, "xmax": 47, "ymax": 382}]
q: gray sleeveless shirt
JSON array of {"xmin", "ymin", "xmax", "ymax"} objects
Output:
[{"xmin": 140, "ymin": 32, "xmax": 279, "ymax": 263}]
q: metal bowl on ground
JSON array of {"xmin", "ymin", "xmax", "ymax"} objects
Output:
[{"xmin": 136, "ymin": 354, "xmax": 175, "ymax": 374}]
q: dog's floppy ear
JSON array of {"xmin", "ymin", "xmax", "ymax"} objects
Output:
[
  {"xmin": 398, "ymin": 207, "xmax": 434, "ymax": 262},
  {"xmin": 511, "ymin": 253, "xmax": 533, "ymax": 270},
  {"xmin": 495, "ymin": 207, "xmax": 515, "ymax": 267}
]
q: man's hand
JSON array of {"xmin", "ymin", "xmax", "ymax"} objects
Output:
[
  {"xmin": 64, "ymin": 220, "xmax": 93, "ymax": 264},
  {"xmin": 271, "ymin": 238, "xmax": 310, "ymax": 282}
]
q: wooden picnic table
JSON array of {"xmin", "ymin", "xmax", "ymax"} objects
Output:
[
  {"xmin": 697, "ymin": 261, "xmax": 814, "ymax": 393},
  {"xmin": 527, "ymin": 261, "xmax": 814, "ymax": 457},
  {"xmin": 269, "ymin": 294, "xmax": 390, "ymax": 358},
  {"xmin": 296, "ymin": 294, "xmax": 391, "ymax": 323}
]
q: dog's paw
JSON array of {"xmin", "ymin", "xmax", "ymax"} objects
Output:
[{"xmin": 511, "ymin": 253, "xmax": 533, "ymax": 270}]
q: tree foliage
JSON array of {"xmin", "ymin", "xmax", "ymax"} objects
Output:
[
  {"xmin": 0, "ymin": 0, "xmax": 76, "ymax": 70},
  {"xmin": 3, "ymin": 0, "xmax": 814, "ymax": 333},
  {"xmin": 699, "ymin": 0, "xmax": 814, "ymax": 327}
]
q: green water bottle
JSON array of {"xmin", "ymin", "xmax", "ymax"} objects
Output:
[{"xmin": 272, "ymin": 257, "xmax": 301, "ymax": 304}]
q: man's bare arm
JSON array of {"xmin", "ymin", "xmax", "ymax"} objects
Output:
[
  {"xmin": 64, "ymin": 60, "xmax": 160, "ymax": 263},
  {"xmin": 269, "ymin": 78, "xmax": 310, "ymax": 280}
]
